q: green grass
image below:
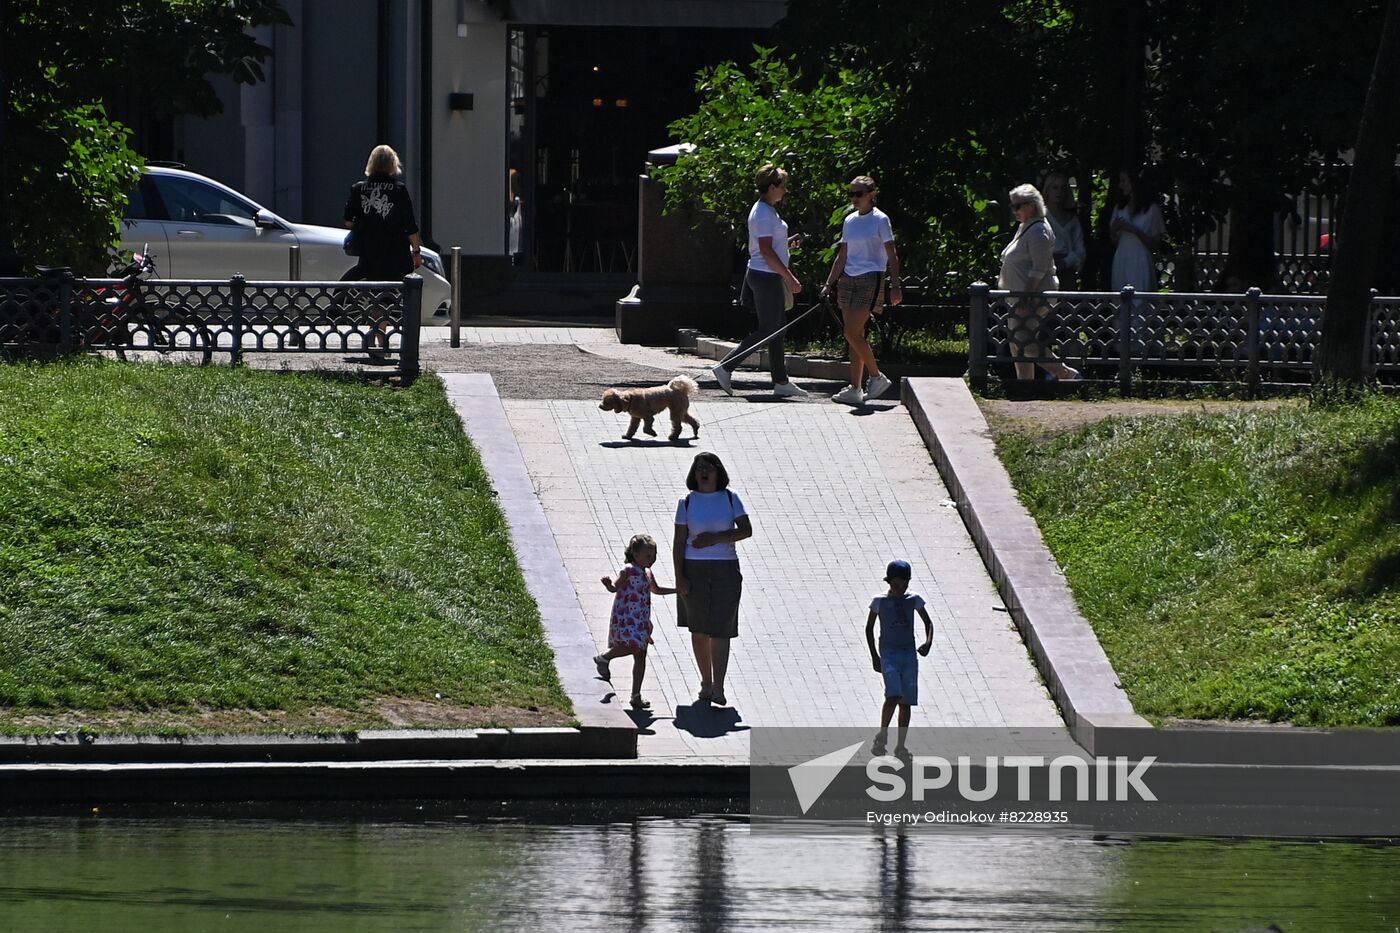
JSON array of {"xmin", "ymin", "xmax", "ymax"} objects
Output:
[
  {"xmin": 0, "ymin": 360, "xmax": 570, "ymax": 729},
  {"xmin": 996, "ymin": 394, "xmax": 1400, "ymax": 726}
]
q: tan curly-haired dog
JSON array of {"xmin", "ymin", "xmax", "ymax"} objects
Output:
[{"xmin": 600, "ymin": 375, "xmax": 701, "ymax": 442}]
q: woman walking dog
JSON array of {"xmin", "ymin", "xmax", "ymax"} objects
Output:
[
  {"xmin": 712, "ymin": 164, "xmax": 808, "ymax": 399},
  {"xmin": 822, "ymin": 176, "xmax": 902, "ymax": 405}
]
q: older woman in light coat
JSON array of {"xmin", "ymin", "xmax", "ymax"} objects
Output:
[{"xmin": 997, "ymin": 183, "xmax": 1080, "ymax": 381}]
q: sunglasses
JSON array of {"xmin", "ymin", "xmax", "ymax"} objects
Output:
[
  {"xmin": 848, "ymin": 189, "xmax": 872, "ymax": 197},
  {"xmin": 1010, "ymin": 201, "xmax": 1031, "ymax": 209}
]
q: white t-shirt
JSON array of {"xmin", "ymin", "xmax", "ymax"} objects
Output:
[
  {"xmin": 840, "ymin": 207, "xmax": 895, "ymax": 276},
  {"xmin": 747, "ymin": 200, "xmax": 789, "ymax": 273},
  {"xmin": 674, "ymin": 490, "xmax": 749, "ymax": 561}
]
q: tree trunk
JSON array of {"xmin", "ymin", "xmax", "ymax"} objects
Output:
[
  {"xmin": 1318, "ymin": 0, "xmax": 1400, "ymax": 384},
  {"xmin": 1220, "ymin": 189, "xmax": 1278, "ymax": 293},
  {"xmin": 0, "ymin": 0, "xmax": 19, "ymax": 276}
]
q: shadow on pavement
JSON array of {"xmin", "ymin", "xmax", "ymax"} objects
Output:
[
  {"xmin": 674, "ymin": 702, "xmax": 748, "ymax": 739},
  {"xmin": 625, "ymin": 708, "xmax": 660, "ymax": 734},
  {"xmin": 599, "ymin": 438, "xmax": 698, "ymax": 449}
]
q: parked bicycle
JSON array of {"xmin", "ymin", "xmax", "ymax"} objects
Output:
[{"xmin": 93, "ymin": 246, "xmax": 214, "ymax": 365}]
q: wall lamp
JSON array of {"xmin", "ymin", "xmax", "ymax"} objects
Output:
[{"xmin": 448, "ymin": 92, "xmax": 475, "ymax": 111}]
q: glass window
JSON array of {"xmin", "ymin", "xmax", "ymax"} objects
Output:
[
  {"xmin": 148, "ymin": 174, "xmax": 258, "ymax": 225},
  {"xmin": 124, "ymin": 182, "xmax": 153, "ymax": 220}
]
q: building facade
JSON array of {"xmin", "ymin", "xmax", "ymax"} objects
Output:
[{"xmin": 162, "ymin": 0, "xmax": 783, "ymax": 288}]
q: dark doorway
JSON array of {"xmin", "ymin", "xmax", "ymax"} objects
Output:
[{"xmin": 510, "ymin": 25, "xmax": 761, "ymax": 278}]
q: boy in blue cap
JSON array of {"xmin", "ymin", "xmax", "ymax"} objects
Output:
[{"xmin": 865, "ymin": 559, "xmax": 934, "ymax": 757}]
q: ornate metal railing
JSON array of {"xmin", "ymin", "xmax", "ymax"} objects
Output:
[
  {"xmin": 0, "ymin": 271, "xmax": 423, "ymax": 381},
  {"xmin": 1156, "ymin": 251, "xmax": 1331, "ymax": 294},
  {"xmin": 893, "ymin": 274, "xmax": 967, "ymax": 326},
  {"xmin": 968, "ymin": 283, "xmax": 1399, "ymax": 391}
]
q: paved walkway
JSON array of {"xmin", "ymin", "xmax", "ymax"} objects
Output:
[{"xmin": 439, "ymin": 325, "xmax": 1060, "ymax": 762}]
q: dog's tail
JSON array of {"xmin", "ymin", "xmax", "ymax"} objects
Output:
[{"xmin": 669, "ymin": 375, "xmax": 699, "ymax": 396}]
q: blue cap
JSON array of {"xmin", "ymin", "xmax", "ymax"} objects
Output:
[{"xmin": 885, "ymin": 559, "xmax": 912, "ymax": 581}]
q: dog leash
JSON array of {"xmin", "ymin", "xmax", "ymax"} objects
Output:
[{"xmin": 714, "ymin": 295, "xmax": 833, "ymax": 370}]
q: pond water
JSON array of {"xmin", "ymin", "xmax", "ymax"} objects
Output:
[{"xmin": 0, "ymin": 808, "xmax": 1395, "ymax": 932}]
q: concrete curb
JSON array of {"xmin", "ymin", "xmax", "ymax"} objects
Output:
[
  {"xmin": 0, "ymin": 728, "xmax": 609, "ymax": 765},
  {"xmin": 902, "ymin": 377, "xmax": 1146, "ymax": 747},
  {"xmin": 0, "ymin": 759, "xmax": 747, "ymax": 805},
  {"xmin": 903, "ymin": 377, "xmax": 1400, "ymax": 765},
  {"xmin": 442, "ymin": 372, "xmax": 638, "ymax": 758},
  {"xmin": 687, "ymin": 334, "xmax": 850, "ymax": 381},
  {"xmin": 5, "ymin": 757, "xmax": 1398, "ymax": 834}
]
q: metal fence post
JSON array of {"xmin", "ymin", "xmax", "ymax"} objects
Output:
[
  {"xmin": 230, "ymin": 275, "xmax": 245, "ymax": 366},
  {"xmin": 450, "ymin": 246, "xmax": 462, "ymax": 348},
  {"xmin": 1366, "ymin": 287, "xmax": 1379, "ymax": 376},
  {"xmin": 401, "ymin": 274, "xmax": 422, "ymax": 384},
  {"xmin": 968, "ymin": 281, "xmax": 990, "ymax": 391},
  {"xmin": 1244, "ymin": 286, "xmax": 1261, "ymax": 390},
  {"xmin": 56, "ymin": 270, "xmax": 74, "ymax": 355},
  {"xmin": 288, "ymin": 245, "xmax": 301, "ymax": 280},
  {"xmin": 1118, "ymin": 285, "xmax": 1134, "ymax": 394}
]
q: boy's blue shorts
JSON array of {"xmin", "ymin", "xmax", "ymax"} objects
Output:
[{"xmin": 881, "ymin": 651, "xmax": 918, "ymax": 705}]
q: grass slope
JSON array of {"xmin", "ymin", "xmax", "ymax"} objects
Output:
[
  {"xmin": 997, "ymin": 395, "xmax": 1400, "ymax": 726},
  {"xmin": 0, "ymin": 360, "xmax": 570, "ymax": 729}
]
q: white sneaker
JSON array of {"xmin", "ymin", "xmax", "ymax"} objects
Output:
[
  {"xmin": 773, "ymin": 382, "xmax": 809, "ymax": 398},
  {"xmin": 831, "ymin": 384, "xmax": 865, "ymax": 405},
  {"xmin": 865, "ymin": 373, "xmax": 892, "ymax": 399},
  {"xmin": 711, "ymin": 364, "xmax": 734, "ymax": 396}
]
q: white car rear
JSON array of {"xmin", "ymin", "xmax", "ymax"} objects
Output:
[{"xmin": 121, "ymin": 166, "xmax": 451, "ymax": 323}]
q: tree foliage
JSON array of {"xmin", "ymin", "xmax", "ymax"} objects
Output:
[
  {"xmin": 1, "ymin": 0, "xmax": 290, "ymax": 273},
  {"xmin": 652, "ymin": 47, "xmax": 896, "ymax": 283},
  {"xmin": 661, "ymin": 0, "xmax": 1393, "ymax": 306}
]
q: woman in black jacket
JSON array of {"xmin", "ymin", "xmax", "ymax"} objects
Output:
[{"xmin": 344, "ymin": 144, "xmax": 423, "ymax": 355}]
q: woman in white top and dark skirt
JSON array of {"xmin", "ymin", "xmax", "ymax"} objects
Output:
[
  {"xmin": 673, "ymin": 452, "xmax": 752, "ymax": 708},
  {"xmin": 821, "ymin": 175, "xmax": 903, "ymax": 406},
  {"xmin": 711, "ymin": 164, "xmax": 808, "ymax": 399},
  {"xmin": 998, "ymin": 183, "xmax": 1081, "ymax": 382}
]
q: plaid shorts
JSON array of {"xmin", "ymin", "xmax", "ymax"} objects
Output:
[{"xmin": 836, "ymin": 272, "xmax": 885, "ymax": 313}]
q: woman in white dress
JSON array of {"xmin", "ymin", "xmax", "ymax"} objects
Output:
[
  {"xmin": 1109, "ymin": 169, "xmax": 1164, "ymax": 292},
  {"xmin": 1042, "ymin": 172, "xmax": 1084, "ymax": 289}
]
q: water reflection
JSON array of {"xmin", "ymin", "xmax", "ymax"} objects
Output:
[
  {"xmin": 877, "ymin": 831, "xmax": 912, "ymax": 932},
  {"xmin": 627, "ymin": 822, "xmax": 646, "ymax": 933},
  {"xmin": 692, "ymin": 821, "xmax": 729, "ymax": 933},
  {"xmin": 0, "ymin": 814, "xmax": 1393, "ymax": 931}
]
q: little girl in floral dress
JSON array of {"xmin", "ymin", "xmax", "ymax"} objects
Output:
[{"xmin": 593, "ymin": 533, "xmax": 675, "ymax": 710}]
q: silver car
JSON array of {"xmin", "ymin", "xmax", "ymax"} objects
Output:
[{"xmin": 121, "ymin": 165, "xmax": 451, "ymax": 323}]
